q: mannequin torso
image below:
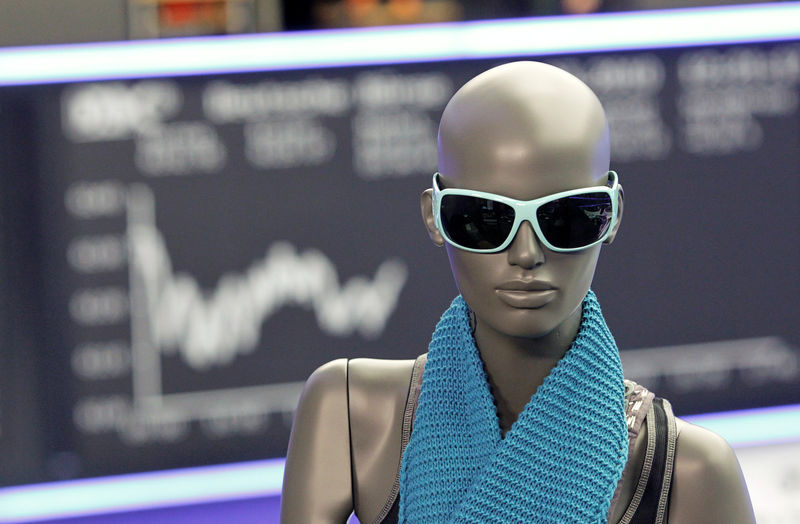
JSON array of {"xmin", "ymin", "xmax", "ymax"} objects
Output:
[{"xmin": 281, "ymin": 358, "xmax": 755, "ymax": 523}]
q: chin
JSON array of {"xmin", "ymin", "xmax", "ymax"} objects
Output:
[{"xmin": 483, "ymin": 301, "xmax": 565, "ymax": 340}]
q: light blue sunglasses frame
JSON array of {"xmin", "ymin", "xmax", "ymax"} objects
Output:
[{"xmin": 432, "ymin": 171, "xmax": 620, "ymax": 253}]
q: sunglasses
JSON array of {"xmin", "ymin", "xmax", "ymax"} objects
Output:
[{"xmin": 432, "ymin": 171, "xmax": 620, "ymax": 253}]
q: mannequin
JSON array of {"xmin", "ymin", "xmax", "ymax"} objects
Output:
[{"xmin": 280, "ymin": 62, "xmax": 754, "ymax": 523}]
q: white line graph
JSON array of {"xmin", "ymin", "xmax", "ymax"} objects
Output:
[{"xmin": 123, "ymin": 184, "xmax": 408, "ymax": 434}]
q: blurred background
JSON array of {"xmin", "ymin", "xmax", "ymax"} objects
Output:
[{"xmin": 0, "ymin": 0, "xmax": 798, "ymax": 522}]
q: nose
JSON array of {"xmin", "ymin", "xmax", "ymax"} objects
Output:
[{"xmin": 506, "ymin": 220, "xmax": 545, "ymax": 269}]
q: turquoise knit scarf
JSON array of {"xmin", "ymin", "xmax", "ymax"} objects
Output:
[{"xmin": 399, "ymin": 290, "xmax": 628, "ymax": 523}]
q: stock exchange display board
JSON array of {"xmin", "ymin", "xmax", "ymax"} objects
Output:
[{"xmin": 1, "ymin": 39, "xmax": 799, "ymax": 486}]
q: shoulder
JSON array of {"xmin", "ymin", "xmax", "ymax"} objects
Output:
[
  {"xmin": 295, "ymin": 357, "xmax": 419, "ymax": 523},
  {"xmin": 348, "ymin": 357, "xmax": 417, "ymax": 397},
  {"xmin": 300, "ymin": 357, "xmax": 417, "ymax": 398},
  {"xmin": 282, "ymin": 358, "xmax": 419, "ymax": 523},
  {"xmin": 346, "ymin": 358, "xmax": 418, "ymax": 456},
  {"xmin": 673, "ymin": 418, "xmax": 743, "ymax": 484},
  {"xmin": 282, "ymin": 359, "xmax": 353, "ymax": 523},
  {"xmin": 291, "ymin": 358, "xmax": 351, "ymax": 424},
  {"xmin": 674, "ymin": 417, "xmax": 737, "ymax": 467},
  {"xmin": 303, "ymin": 358, "xmax": 349, "ymax": 395},
  {"xmin": 294, "ymin": 357, "xmax": 418, "ymax": 419},
  {"xmin": 346, "ymin": 357, "xmax": 418, "ymax": 448},
  {"xmin": 668, "ymin": 417, "xmax": 755, "ymax": 523},
  {"xmin": 303, "ymin": 357, "xmax": 418, "ymax": 385},
  {"xmin": 347, "ymin": 356, "xmax": 424, "ymax": 523}
]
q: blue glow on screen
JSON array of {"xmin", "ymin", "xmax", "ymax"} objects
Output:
[
  {"xmin": 1, "ymin": 404, "xmax": 798, "ymax": 522},
  {"xmin": 684, "ymin": 403, "xmax": 800, "ymax": 448},
  {"xmin": 0, "ymin": 458, "xmax": 285, "ymax": 522},
  {"xmin": 0, "ymin": 2, "xmax": 799, "ymax": 85}
]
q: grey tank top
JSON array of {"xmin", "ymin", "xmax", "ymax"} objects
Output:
[{"xmin": 372, "ymin": 354, "xmax": 678, "ymax": 524}]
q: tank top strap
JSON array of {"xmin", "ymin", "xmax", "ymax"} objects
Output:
[
  {"xmin": 624, "ymin": 379, "xmax": 655, "ymax": 438},
  {"xmin": 615, "ymin": 392, "xmax": 678, "ymax": 524},
  {"xmin": 375, "ymin": 353, "xmax": 427, "ymax": 524},
  {"xmin": 607, "ymin": 380, "xmax": 654, "ymax": 521},
  {"xmin": 406, "ymin": 353, "xmax": 427, "ymax": 432}
]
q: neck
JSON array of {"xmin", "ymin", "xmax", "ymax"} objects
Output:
[{"xmin": 474, "ymin": 306, "xmax": 583, "ymax": 435}]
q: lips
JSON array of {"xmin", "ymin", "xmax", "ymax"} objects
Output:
[
  {"xmin": 495, "ymin": 280, "xmax": 557, "ymax": 308},
  {"xmin": 497, "ymin": 279, "xmax": 555, "ymax": 292}
]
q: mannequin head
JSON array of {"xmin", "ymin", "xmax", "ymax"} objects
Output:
[{"xmin": 421, "ymin": 61, "xmax": 623, "ymax": 345}]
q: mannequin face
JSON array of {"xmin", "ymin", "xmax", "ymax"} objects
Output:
[
  {"xmin": 440, "ymin": 169, "xmax": 605, "ymax": 340},
  {"xmin": 422, "ymin": 61, "xmax": 621, "ymax": 343}
]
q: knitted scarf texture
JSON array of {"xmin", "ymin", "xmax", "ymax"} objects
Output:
[{"xmin": 398, "ymin": 290, "xmax": 628, "ymax": 523}]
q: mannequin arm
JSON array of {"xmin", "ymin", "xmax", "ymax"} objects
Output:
[
  {"xmin": 669, "ymin": 419, "xmax": 755, "ymax": 523},
  {"xmin": 281, "ymin": 359, "xmax": 353, "ymax": 524}
]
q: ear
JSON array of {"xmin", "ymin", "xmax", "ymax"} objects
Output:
[
  {"xmin": 420, "ymin": 189, "xmax": 445, "ymax": 246},
  {"xmin": 604, "ymin": 185, "xmax": 624, "ymax": 245}
]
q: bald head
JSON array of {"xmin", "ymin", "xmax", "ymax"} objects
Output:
[{"xmin": 438, "ymin": 61, "xmax": 610, "ymax": 194}]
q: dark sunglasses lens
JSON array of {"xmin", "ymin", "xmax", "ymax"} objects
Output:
[
  {"xmin": 537, "ymin": 193, "xmax": 613, "ymax": 249},
  {"xmin": 440, "ymin": 195, "xmax": 515, "ymax": 250}
]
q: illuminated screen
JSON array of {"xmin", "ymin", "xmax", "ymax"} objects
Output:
[{"xmin": 0, "ymin": 7, "xmax": 798, "ymax": 520}]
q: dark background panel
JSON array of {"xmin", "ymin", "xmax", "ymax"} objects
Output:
[{"xmin": 0, "ymin": 40, "xmax": 798, "ymax": 486}]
